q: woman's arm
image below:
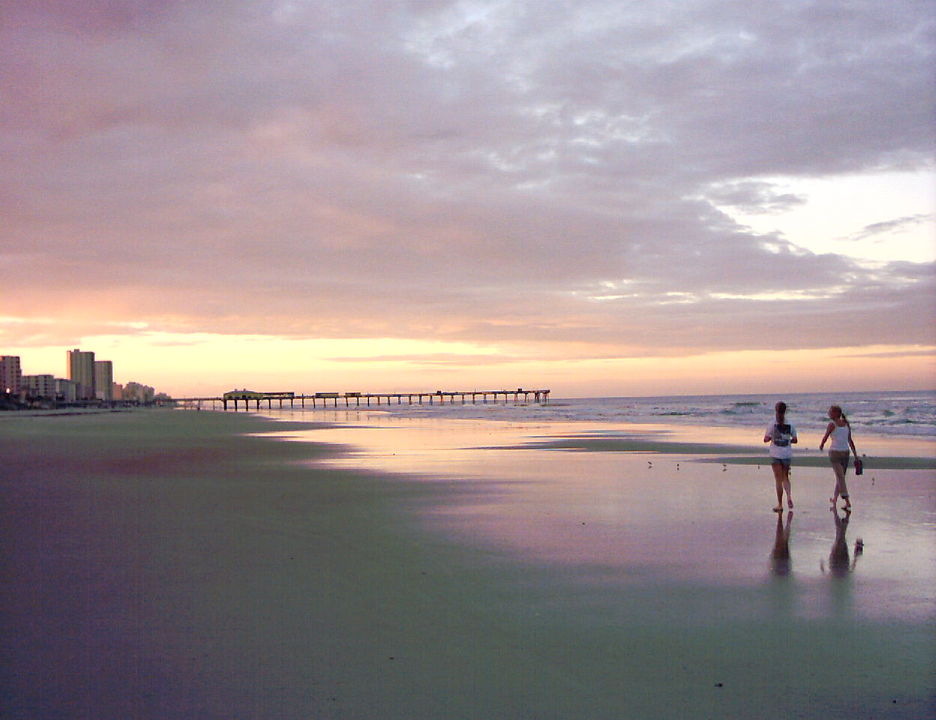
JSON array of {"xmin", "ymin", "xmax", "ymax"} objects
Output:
[
  {"xmin": 819, "ymin": 422, "xmax": 834, "ymax": 450},
  {"xmin": 848, "ymin": 428, "xmax": 858, "ymax": 456}
]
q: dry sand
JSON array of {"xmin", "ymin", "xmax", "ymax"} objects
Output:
[{"xmin": 1, "ymin": 409, "xmax": 933, "ymax": 719}]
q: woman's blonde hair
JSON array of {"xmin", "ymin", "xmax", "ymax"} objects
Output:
[{"xmin": 830, "ymin": 404, "xmax": 849, "ymax": 425}]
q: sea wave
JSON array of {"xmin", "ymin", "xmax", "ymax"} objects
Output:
[{"xmin": 368, "ymin": 390, "xmax": 936, "ymax": 438}]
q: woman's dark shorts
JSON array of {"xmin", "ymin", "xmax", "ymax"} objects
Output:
[{"xmin": 829, "ymin": 450, "xmax": 850, "ymax": 471}]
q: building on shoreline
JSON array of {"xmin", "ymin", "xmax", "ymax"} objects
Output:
[
  {"xmin": 94, "ymin": 360, "xmax": 114, "ymax": 402},
  {"xmin": 24, "ymin": 374, "xmax": 57, "ymax": 399},
  {"xmin": 56, "ymin": 378, "xmax": 78, "ymax": 403},
  {"xmin": 2, "ymin": 348, "xmax": 165, "ymax": 410},
  {"xmin": 68, "ymin": 348, "xmax": 96, "ymax": 400},
  {"xmin": 1, "ymin": 356, "xmax": 21, "ymax": 395},
  {"xmin": 123, "ymin": 381, "xmax": 156, "ymax": 404}
]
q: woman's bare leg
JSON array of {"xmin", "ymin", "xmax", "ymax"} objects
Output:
[
  {"xmin": 831, "ymin": 460, "xmax": 846, "ymax": 507},
  {"xmin": 772, "ymin": 463, "xmax": 785, "ymax": 511},
  {"xmin": 782, "ymin": 466, "xmax": 793, "ymax": 508},
  {"xmin": 839, "ymin": 464, "xmax": 851, "ymax": 509}
]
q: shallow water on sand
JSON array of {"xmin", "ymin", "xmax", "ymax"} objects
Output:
[{"xmin": 272, "ymin": 409, "xmax": 936, "ymax": 625}]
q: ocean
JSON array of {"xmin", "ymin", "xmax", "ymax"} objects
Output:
[{"xmin": 330, "ymin": 389, "xmax": 936, "ymax": 438}]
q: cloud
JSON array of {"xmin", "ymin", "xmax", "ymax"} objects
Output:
[
  {"xmin": 844, "ymin": 213, "xmax": 934, "ymax": 243},
  {"xmin": 835, "ymin": 347, "xmax": 936, "ymax": 360},
  {"xmin": 700, "ymin": 181, "xmax": 808, "ymax": 214},
  {"xmin": 325, "ymin": 353, "xmax": 519, "ymax": 367},
  {"xmin": 1, "ymin": 0, "xmax": 934, "ymax": 360}
]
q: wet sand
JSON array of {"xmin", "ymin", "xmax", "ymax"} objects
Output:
[{"xmin": 1, "ymin": 409, "xmax": 933, "ymax": 719}]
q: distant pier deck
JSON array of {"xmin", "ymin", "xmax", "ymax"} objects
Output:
[{"xmin": 173, "ymin": 388, "xmax": 550, "ymax": 411}]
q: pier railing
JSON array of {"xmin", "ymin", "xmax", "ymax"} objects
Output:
[{"xmin": 171, "ymin": 389, "xmax": 550, "ymax": 411}]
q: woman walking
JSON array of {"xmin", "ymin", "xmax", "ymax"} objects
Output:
[
  {"xmin": 820, "ymin": 405, "xmax": 859, "ymax": 511},
  {"xmin": 764, "ymin": 401, "xmax": 797, "ymax": 512}
]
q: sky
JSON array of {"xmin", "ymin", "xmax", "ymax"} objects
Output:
[{"xmin": 2, "ymin": 0, "xmax": 934, "ymax": 398}]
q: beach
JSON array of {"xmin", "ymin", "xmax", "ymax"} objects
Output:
[{"xmin": 1, "ymin": 407, "xmax": 933, "ymax": 719}]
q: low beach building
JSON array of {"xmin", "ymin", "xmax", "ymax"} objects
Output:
[
  {"xmin": 56, "ymin": 378, "xmax": 78, "ymax": 403},
  {"xmin": 24, "ymin": 374, "xmax": 57, "ymax": 399},
  {"xmin": 124, "ymin": 382, "xmax": 155, "ymax": 404}
]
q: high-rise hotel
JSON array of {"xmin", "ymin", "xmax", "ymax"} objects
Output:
[
  {"xmin": 94, "ymin": 360, "xmax": 114, "ymax": 402},
  {"xmin": 67, "ymin": 348, "xmax": 96, "ymax": 400},
  {"xmin": 1, "ymin": 355, "xmax": 22, "ymax": 394}
]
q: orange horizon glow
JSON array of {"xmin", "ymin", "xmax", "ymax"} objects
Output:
[{"xmin": 4, "ymin": 333, "xmax": 934, "ymax": 399}]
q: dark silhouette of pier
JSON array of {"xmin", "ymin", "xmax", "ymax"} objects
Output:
[{"xmin": 172, "ymin": 388, "xmax": 550, "ymax": 411}]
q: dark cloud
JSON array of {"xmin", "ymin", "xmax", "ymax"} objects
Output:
[{"xmin": 1, "ymin": 0, "xmax": 933, "ymax": 356}]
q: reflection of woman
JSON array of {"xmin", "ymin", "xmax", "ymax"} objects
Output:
[
  {"xmin": 819, "ymin": 405, "xmax": 858, "ymax": 511},
  {"xmin": 764, "ymin": 401, "xmax": 797, "ymax": 512},
  {"xmin": 826, "ymin": 508, "xmax": 860, "ymax": 576},
  {"xmin": 770, "ymin": 510, "xmax": 793, "ymax": 576}
]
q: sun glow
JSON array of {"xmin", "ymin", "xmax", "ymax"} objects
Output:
[{"xmin": 6, "ymin": 330, "xmax": 934, "ymax": 399}]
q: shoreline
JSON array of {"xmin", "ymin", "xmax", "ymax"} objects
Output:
[
  {"xmin": 253, "ymin": 405, "xmax": 936, "ymax": 470},
  {"xmin": 500, "ymin": 433, "xmax": 936, "ymax": 469}
]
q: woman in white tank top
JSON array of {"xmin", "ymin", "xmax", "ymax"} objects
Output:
[{"xmin": 819, "ymin": 405, "xmax": 859, "ymax": 511}]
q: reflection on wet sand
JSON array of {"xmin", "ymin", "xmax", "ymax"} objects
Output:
[
  {"xmin": 770, "ymin": 510, "xmax": 794, "ymax": 576},
  {"xmin": 823, "ymin": 508, "xmax": 862, "ymax": 577}
]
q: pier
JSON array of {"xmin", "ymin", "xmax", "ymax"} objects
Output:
[{"xmin": 172, "ymin": 388, "xmax": 550, "ymax": 411}]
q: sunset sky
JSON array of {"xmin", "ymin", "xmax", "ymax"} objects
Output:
[{"xmin": 2, "ymin": 1, "xmax": 934, "ymax": 398}]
